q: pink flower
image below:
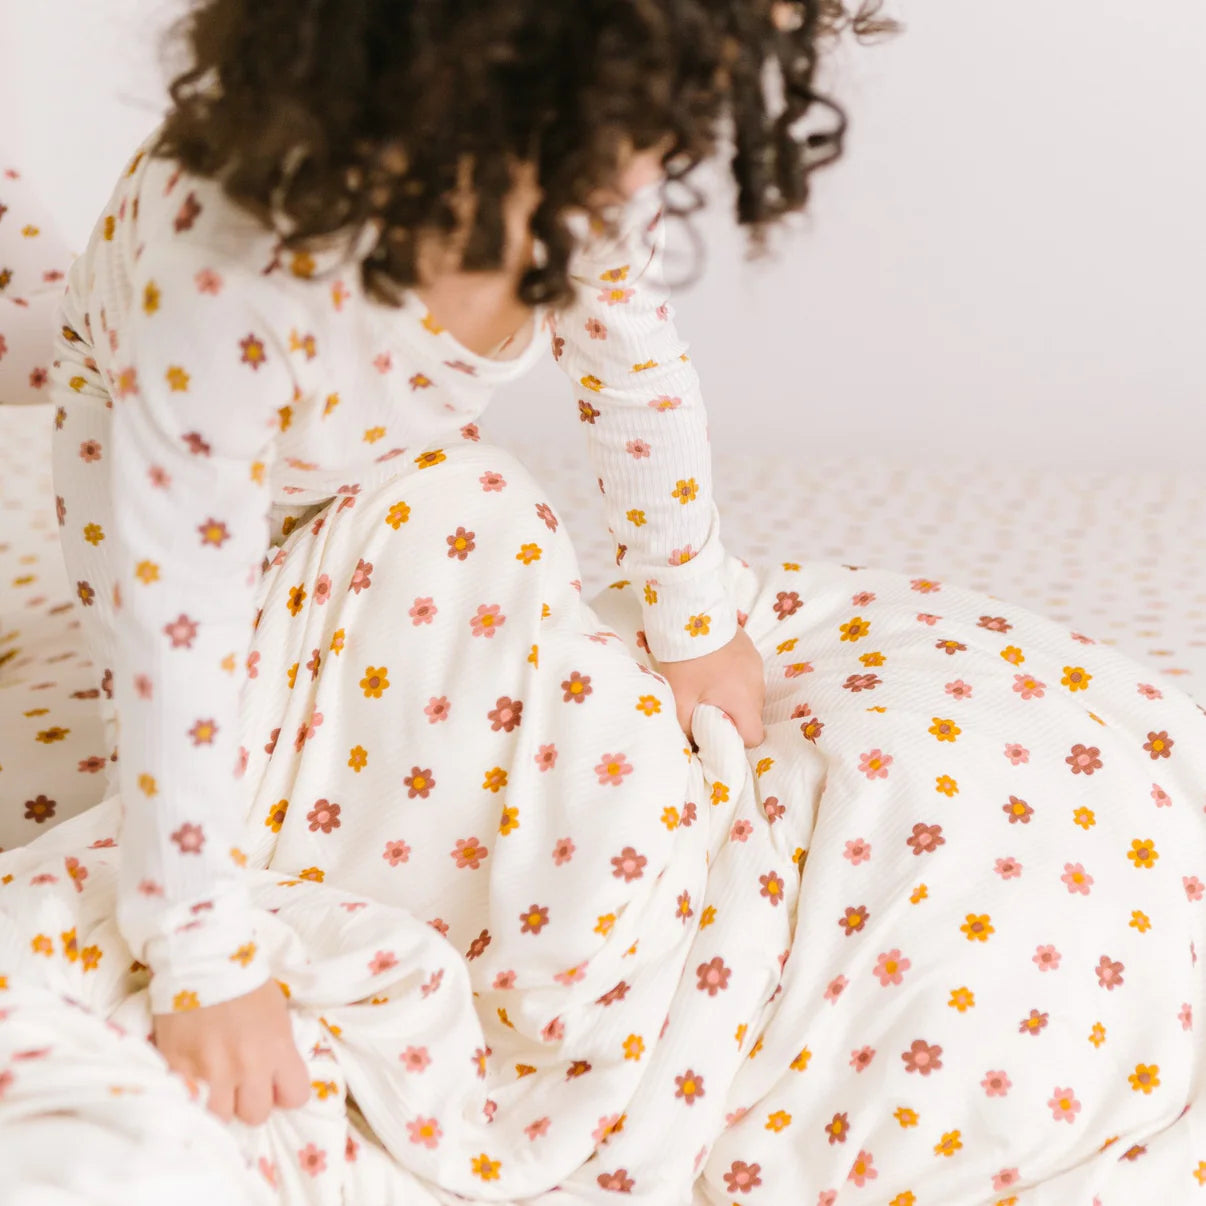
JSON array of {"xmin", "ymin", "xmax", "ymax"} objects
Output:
[
  {"xmin": 595, "ymin": 752, "xmax": 633, "ymax": 786},
  {"xmin": 479, "ymin": 470, "xmax": 506, "ymax": 492},
  {"xmin": 843, "ymin": 838, "xmax": 871, "ymax": 865},
  {"xmin": 525, "ymin": 1117, "xmax": 551, "ymax": 1140},
  {"xmin": 297, "ymin": 1143, "xmax": 327, "ymax": 1176},
  {"xmin": 493, "ymin": 970, "xmax": 516, "ymax": 990},
  {"xmin": 858, "ymin": 749, "xmax": 892, "ymax": 780},
  {"xmin": 1013, "ymin": 674, "xmax": 1046, "ymax": 700},
  {"xmin": 851, "ymin": 592, "xmax": 876, "ymax": 607},
  {"xmin": 1179, "ymin": 1003, "xmax": 1193, "ymax": 1031},
  {"xmin": 611, "ymin": 847, "xmax": 647, "ymax": 882},
  {"xmin": 535, "ymin": 743, "xmax": 558, "ymax": 772},
  {"xmin": 723, "ymin": 1162, "xmax": 762, "ymax": 1194},
  {"xmin": 1048, "ymin": 1087, "xmax": 1081, "ymax": 1123},
  {"xmin": 1033, "ymin": 944, "xmax": 1061, "ymax": 971},
  {"xmin": 873, "ymin": 949, "xmax": 910, "ymax": 987},
  {"xmin": 195, "ymin": 268, "xmax": 223, "ymax": 294},
  {"xmin": 648, "ymin": 394, "xmax": 681, "ymax": 411},
  {"xmin": 625, "ymin": 439, "xmax": 651, "ymax": 459},
  {"xmin": 1152, "ymin": 783, "xmax": 1172, "ymax": 808},
  {"xmin": 1095, "ymin": 955, "xmax": 1124, "ymax": 990},
  {"xmin": 368, "ymin": 950, "xmax": 397, "ymax": 976},
  {"xmin": 406, "ymin": 1117, "xmax": 442, "ymax": 1149},
  {"xmin": 994, "ymin": 857, "xmax": 1022, "ymax": 879},
  {"xmin": 916, "ymin": 612, "xmax": 940, "ymax": 626},
  {"xmin": 849, "ymin": 1046, "xmax": 875, "ymax": 1072},
  {"xmin": 993, "ymin": 1169, "xmax": 1020, "ymax": 1191},
  {"xmin": 424, "ymin": 695, "xmax": 451, "ymax": 723},
  {"xmin": 1003, "ymin": 742, "xmax": 1030, "ymax": 765},
  {"xmin": 730, "ymin": 819, "xmax": 753, "ymax": 842},
  {"xmin": 982, "ymin": 1070, "xmax": 1011, "ymax": 1097},
  {"xmin": 592, "ymin": 1114, "xmax": 623, "ymax": 1145},
  {"xmin": 552, "ymin": 837, "xmax": 575, "ymax": 865},
  {"xmin": 1137, "ymin": 683, "xmax": 1164, "ymax": 700},
  {"xmin": 696, "ymin": 957, "xmax": 732, "ymax": 996},
  {"xmin": 452, "ymin": 837, "xmax": 489, "ymax": 870},
  {"xmin": 1061, "ymin": 863, "xmax": 1093, "ymax": 895},
  {"xmin": 409, "ymin": 596, "xmax": 437, "ymax": 625},
  {"xmin": 911, "ymin": 578, "xmax": 941, "ymax": 593},
  {"xmin": 383, "ymin": 840, "xmax": 410, "ymax": 866},
  {"xmin": 1184, "ymin": 876, "xmax": 1204, "ymax": 902},
  {"xmin": 945, "ymin": 679, "xmax": 973, "ymax": 700},
  {"xmin": 349, "ymin": 558, "xmax": 373, "ymax": 593},
  {"xmin": 847, "ymin": 1150, "xmax": 877, "ymax": 1188},
  {"xmin": 470, "ymin": 603, "xmax": 506, "ymax": 638},
  {"xmin": 824, "ymin": 975, "xmax": 848, "ymax": 1004},
  {"xmin": 400, "ymin": 1046, "xmax": 431, "ymax": 1073},
  {"xmin": 554, "ymin": 963, "xmax": 587, "ymax": 986},
  {"xmin": 585, "ymin": 317, "xmax": 608, "ymax": 340}
]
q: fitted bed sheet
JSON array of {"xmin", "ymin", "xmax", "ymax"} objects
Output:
[{"xmin": 2, "ymin": 402, "xmax": 1204, "ymax": 849}]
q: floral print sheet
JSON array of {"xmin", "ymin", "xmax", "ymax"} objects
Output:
[{"xmin": 3, "ymin": 427, "xmax": 1206, "ymax": 1205}]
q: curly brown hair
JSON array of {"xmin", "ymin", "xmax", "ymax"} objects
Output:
[{"xmin": 156, "ymin": 0, "xmax": 896, "ymax": 306}]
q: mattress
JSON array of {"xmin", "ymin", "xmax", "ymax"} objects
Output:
[{"xmin": 2, "ymin": 402, "xmax": 1204, "ymax": 849}]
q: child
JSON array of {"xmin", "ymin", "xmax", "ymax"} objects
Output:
[{"xmin": 47, "ymin": 0, "xmax": 879, "ymax": 1131}]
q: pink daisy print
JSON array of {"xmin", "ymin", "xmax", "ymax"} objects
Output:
[
  {"xmin": 849, "ymin": 1046, "xmax": 875, "ymax": 1073},
  {"xmin": 847, "ymin": 1150, "xmax": 877, "ymax": 1188},
  {"xmin": 470, "ymin": 603, "xmax": 506, "ymax": 638},
  {"xmin": 1137, "ymin": 683, "xmax": 1163, "ymax": 700},
  {"xmin": 1003, "ymin": 743, "xmax": 1030, "ymax": 765},
  {"xmin": 479, "ymin": 470, "xmax": 506, "ymax": 492},
  {"xmin": 945, "ymin": 679, "xmax": 973, "ymax": 699},
  {"xmin": 1061, "ymin": 863, "xmax": 1094, "ymax": 895},
  {"xmin": 452, "ymin": 837, "xmax": 489, "ymax": 870},
  {"xmin": 400, "ymin": 1046, "xmax": 431, "ymax": 1073},
  {"xmin": 824, "ymin": 975, "xmax": 848, "ymax": 1004},
  {"xmin": 383, "ymin": 840, "xmax": 411, "ymax": 866},
  {"xmin": 552, "ymin": 837, "xmax": 575, "ymax": 865},
  {"xmin": 297, "ymin": 1144, "xmax": 326, "ymax": 1177},
  {"xmin": 1033, "ymin": 945, "xmax": 1062, "ymax": 972},
  {"xmin": 368, "ymin": 950, "xmax": 398, "ymax": 976},
  {"xmin": 410, "ymin": 597, "xmax": 437, "ymax": 625},
  {"xmin": 535, "ymin": 743, "xmax": 558, "ymax": 772},
  {"xmin": 625, "ymin": 439, "xmax": 651, "ymax": 459},
  {"xmin": 493, "ymin": 970, "xmax": 517, "ymax": 990},
  {"xmin": 1184, "ymin": 876, "xmax": 1204, "ymax": 902},
  {"xmin": 844, "ymin": 838, "xmax": 871, "ymax": 865},
  {"xmin": 424, "ymin": 695, "xmax": 451, "ymax": 723},
  {"xmin": 1152, "ymin": 784, "xmax": 1172, "ymax": 808},
  {"xmin": 525, "ymin": 1117, "xmax": 551, "ymax": 1141},
  {"xmin": 1048, "ymin": 1087, "xmax": 1081, "ymax": 1123},
  {"xmin": 873, "ymin": 950, "xmax": 910, "ymax": 987},
  {"xmin": 1013, "ymin": 674, "xmax": 1046, "ymax": 700},
  {"xmin": 1179, "ymin": 1004, "xmax": 1193, "ymax": 1031},
  {"xmin": 858, "ymin": 749, "xmax": 892, "ymax": 780},
  {"xmin": 407, "ymin": 1117, "xmax": 442, "ymax": 1149},
  {"xmin": 730, "ymin": 819, "xmax": 753, "ymax": 843},
  {"xmin": 993, "ymin": 1169, "xmax": 1020, "ymax": 1192},
  {"xmin": 982, "ymin": 1070, "xmax": 1011, "ymax": 1097},
  {"xmin": 595, "ymin": 753, "xmax": 633, "ymax": 786},
  {"xmin": 995, "ymin": 857, "xmax": 1023, "ymax": 880}
]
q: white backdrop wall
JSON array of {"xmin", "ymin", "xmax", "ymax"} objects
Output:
[{"xmin": 3, "ymin": 0, "xmax": 1203, "ymax": 468}]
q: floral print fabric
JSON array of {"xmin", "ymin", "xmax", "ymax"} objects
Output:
[
  {"xmin": 42, "ymin": 137, "xmax": 732, "ymax": 1010},
  {"xmin": 3, "ymin": 440, "xmax": 1206, "ymax": 1204}
]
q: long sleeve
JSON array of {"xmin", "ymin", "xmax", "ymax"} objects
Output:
[
  {"xmin": 0, "ymin": 160, "xmax": 72, "ymax": 406},
  {"xmin": 95, "ymin": 238, "xmax": 294, "ymax": 1014},
  {"xmin": 553, "ymin": 188, "xmax": 738, "ymax": 662}
]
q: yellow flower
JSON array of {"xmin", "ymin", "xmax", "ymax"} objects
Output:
[
  {"xmin": 936, "ymin": 774, "xmax": 959, "ymax": 796},
  {"xmin": 711, "ymin": 782, "xmax": 729, "ymax": 806},
  {"xmin": 348, "ymin": 745, "xmax": 368, "ymax": 772},
  {"xmin": 499, "ymin": 806, "xmax": 520, "ymax": 836},
  {"xmin": 661, "ymin": 806, "xmax": 680, "ymax": 830},
  {"xmin": 1129, "ymin": 909, "xmax": 1151, "ymax": 933},
  {"xmin": 961, "ymin": 913, "xmax": 994, "ymax": 942},
  {"xmin": 599, "ymin": 265, "xmax": 629, "ymax": 282},
  {"xmin": 30, "ymin": 934, "xmax": 53, "ymax": 956},
  {"xmin": 595, "ymin": 913, "xmax": 616, "ymax": 937},
  {"xmin": 1089, "ymin": 1022, "xmax": 1106, "ymax": 1047},
  {"xmin": 277, "ymin": 404, "xmax": 293, "ymax": 431},
  {"xmin": 735, "ymin": 1023, "xmax": 748, "ymax": 1047},
  {"xmin": 894, "ymin": 1106, "xmax": 918, "ymax": 1128},
  {"xmin": 929, "ymin": 717, "xmax": 962, "ymax": 742},
  {"xmin": 264, "ymin": 799, "xmax": 289, "ymax": 832},
  {"xmin": 363, "ymin": 426, "xmax": 386, "ymax": 444},
  {"xmin": 385, "ymin": 501, "xmax": 412, "ymax": 530},
  {"xmin": 483, "ymin": 766, "xmax": 508, "ymax": 792},
  {"xmin": 1061, "ymin": 665, "xmax": 1092, "ymax": 691},
  {"xmin": 1128, "ymin": 1063, "xmax": 1160, "ymax": 1094},
  {"xmin": 415, "ymin": 449, "xmax": 446, "ymax": 469},
  {"xmin": 299, "ymin": 867, "xmax": 324, "ymax": 883},
  {"xmin": 890, "ymin": 1194, "xmax": 917, "ymax": 1206},
  {"xmin": 286, "ymin": 584, "xmax": 307, "ymax": 616},
  {"xmin": 644, "ymin": 583, "xmax": 658, "ymax": 605},
  {"xmin": 636, "ymin": 695, "xmax": 661, "ymax": 716},
  {"xmin": 790, "ymin": 1047, "xmax": 811, "ymax": 1072},
  {"xmin": 782, "ymin": 561, "xmax": 800, "ymax": 572},
  {"xmin": 360, "ymin": 666, "xmax": 390, "ymax": 698},
  {"xmin": 685, "ymin": 613, "xmax": 711, "ymax": 637},
  {"xmin": 287, "ymin": 663, "xmax": 299, "ymax": 689},
  {"xmin": 765, "ymin": 1110, "xmax": 792, "ymax": 1132},
  {"xmin": 134, "ymin": 560, "xmax": 159, "ymax": 585},
  {"xmin": 323, "ymin": 392, "xmax": 341, "ymax": 416},
  {"xmin": 1127, "ymin": 838, "xmax": 1159, "ymax": 868},
  {"xmin": 1001, "ymin": 645, "xmax": 1025, "ymax": 665},
  {"xmin": 623, "ymin": 1034, "xmax": 645, "ymax": 1061},
  {"xmin": 250, "ymin": 460, "xmax": 265, "ymax": 484},
  {"xmin": 671, "ymin": 478, "xmax": 699, "ymax": 505},
  {"xmin": 229, "ymin": 942, "xmax": 258, "ymax": 967},
  {"xmin": 632, "ymin": 359, "xmax": 657, "ymax": 371},
  {"xmin": 580, "ymin": 374, "xmax": 604, "ymax": 392},
  {"xmin": 330, "ymin": 628, "xmax": 346, "ymax": 654},
  {"xmin": 1073, "ymin": 806, "xmax": 1096, "ymax": 830},
  {"xmin": 138, "ymin": 773, "xmax": 157, "ymax": 798},
  {"xmin": 839, "ymin": 616, "xmax": 870, "ymax": 642},
  {"xmin": 777, "ymin": 637, "xmax": 798, "ymax": 654},
  {"xmin": 948, "ymin": 987, "xmax": 975, "ymax": 1012},
  {"xmin": 35, "ymin": 727, "xmax": 70, "ymax": 744},
  {"xmin": 700, "ymin": 905, "xmax": 717, "ymax": 929},
  {"xmin": 143, "ymin": 281, "xmax": 160, "ymax": 314},
  {"xmin": 80, "ymin": 945, "xmax": 102, "ymax": 972},
  {"xmin": 516, "ymin": 543, "xmax": 542, "ymax": 564},
  {"xmin": 910, "ymin": 884, "xmax": 928, "ymax": 904},
  {"xmin": 934, "ymin": 1129, "xmax": 963, "ymax": 1157},
  {"xmin": 83, "ymin": 522, "xmax": 105, "ymax": 545},
  {"xmin": 470, "ymin": 1154, "xmax": 501, "ymax": 1183},
  {"xmin": 755, "ymin": 756, "xmax": 774, "ymax": 777},
  {"xmin": 230, "ymin": 846, "xmax": 248, "ymax": 867},
  {"xmin": 626, "ymin": 508, "xmax": 647, "ymax": 527},
  {"xmin": 165, "ymin": 365, "xmax": 190, "ymax": 391},
  {"xmin": 173, "ymin": 990, "xmax": 201, "ymax": 1012}
]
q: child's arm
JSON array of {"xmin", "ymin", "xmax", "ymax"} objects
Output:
[
  {"xmin": 554, "ymin": 190, "xmax": 765, "ymax": 745},
  {"xmin": 85, "ymin": 234, "xmax": 292, "ymax": 1017},
  {"xmin": 0, "ymin": 161, "xmax": 73, "ymax": 405}
]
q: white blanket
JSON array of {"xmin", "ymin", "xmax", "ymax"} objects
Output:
[{"xmin": 3, "ymin": 440, "xmax": 1206, "ymax": 1205}]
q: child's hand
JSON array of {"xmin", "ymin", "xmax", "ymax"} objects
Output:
[
  {"xmin": 658, "ymin": 627, "xmax": 766, "ymax": 749},
  {"xmin": 151, "ymin": 978, "xmax": 311, "ymax": 1127}
]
